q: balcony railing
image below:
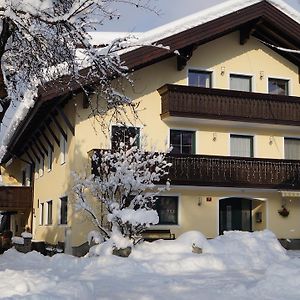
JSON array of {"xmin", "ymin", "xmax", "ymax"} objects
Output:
[
  {"xmin": 0, "ymin": 186, "xmax": 32, "ymax": 211},
  {"xmin": 158, "ymin": 84, "xmax": 300, "ymax": 126},
  {"xmin": 167, "ymin": 154, "xmax": 300, "ymax": 189},
  {"xmin": 90, "ymin": 149, "xmax": 300, "ymax": 190}
]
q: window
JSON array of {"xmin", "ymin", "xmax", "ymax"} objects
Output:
[
  {"xmin": 111, "ymin": 126, "xmax": 140, "ymax": 150},
  {"xmin": 268, "ymin": 78, "xmax": 289, "ymax": 95},
  {"xmin": 155, "ymin": 196, "xmax": 178, "ymax": 225},
  {"xmin": 47, "ymin": 145, "xmax": 53, "ymax": 171},
  {"xmin": 230, "ymin": 74, "xmax": 252, "ymax": 92},
  {"xmin": 285, "ymin": 138, "xmax": 300, "ymax": 160},
  {"xmin": 188, "ymin": 70, "xmax": 212, "ymax": 88},
  {"xmin": 39, "ymin": 202, "xmax": 44, "ymax": 225},
  {"xmin": 47, "ymin": 201, "xmax": 53, "ymax": 225},
  {"xmin": 170, "ymin": 130, "xmax": 195, "ymax": 154},
  {"xmin": 60, "ymin": 196, "xmax": 68, "ymax": 225},
  {"xmin": 230, "ymin": 134, "xmax": 253, "ymax": 157},
  {"xmin": 60, "ymin": 133, "xmax": 67, "ymax": 164}
]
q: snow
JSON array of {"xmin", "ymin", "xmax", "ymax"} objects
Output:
[
  {"xmin": 135, "ymin": 0, "xmax": 300, "ymax": 46},
  {"xmin": 1, "ymin": 230, "xmax": 300, "ymax": 299},
  {"xmin": 21, "ymin": 231, "xmax": 32, "ymax": 239},
  {"xmin": 11, "ymin": 237, "xmax": 24, "ymax": 245}
]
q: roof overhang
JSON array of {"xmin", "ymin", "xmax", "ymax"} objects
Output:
[{"xmin": 3, "ymin": 0, "xmax": 300, "ymax": 163}]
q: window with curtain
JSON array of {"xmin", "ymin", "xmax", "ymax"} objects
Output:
[
  {"xmin": 111, "ymin": 126, "xmax": 140, "ymax": 150},
  {"xmin": 230, "ymin": 74, "xmax": 252, "ymax": 92},
  {"xmin": 170, "ymin": 130, "xmax": 195, "ymax": 154},
  {"xmin": 188, "ymin": 70, "xmax": 212, "ymax": 88},
  {"xmin": 268, "ymin": 78, "xmax": 289, "ymax": 95},
  {"xmin": 155, "ymin": 196, "xmax": 178, "ymax": 225},
  {"xmin": 230, "ymin": 135, "xmax": 253, "ymax": 157},
  {"xmin": 285, "ymin": 138, "xmax": 300, "ymax": 160}
]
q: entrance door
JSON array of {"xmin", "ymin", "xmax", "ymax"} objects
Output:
[{"xmin": 219, "ymin": 198, "xmax": 252, "ymax": 234}]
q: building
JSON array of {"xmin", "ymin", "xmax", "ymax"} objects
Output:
[{"xmin": 2, "ymin": 0, "xmax": 300, "ymax": 253}]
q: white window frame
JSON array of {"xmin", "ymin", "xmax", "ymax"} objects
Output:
[
  {"xmin": 267, "ymin": 76, "xmax": 290, "ymax": 96},
  {"xmin": 284, "ymin": 137, "xmax": 300, "ymax": 160},
  {"xmin": 230, "ymin": 134, "xmax": 254, "ymax": 158},
  {"xmin": 187, "ymin": 69, "xmax": 213, "ymax": 88},
  {"xmin": 229, "ymin": 73, "xmax": 253, "ymax": 92}
]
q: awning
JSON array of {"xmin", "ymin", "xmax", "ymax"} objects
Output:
[{"xmin": 279, "ymin": 191, "xmax": 300, "ymax": 198}]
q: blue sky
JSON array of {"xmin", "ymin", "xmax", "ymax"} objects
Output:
[{"xmin": 100, "ymin": 0, "xmax": 300, "ymax": 32}]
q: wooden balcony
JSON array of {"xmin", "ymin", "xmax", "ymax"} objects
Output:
[
  {"xmin": 0, "ymin": 186, "xmax": 32, "ymax": 211},
  {"xmin": 167, "ymin": 154, "xmax": 300, "ymax": 190},
  {"xmin": 90, "ymin": 149, "xmax": 300, "ymax": 190},
  {"xmin": 158, "ymin": 84, "xmax": 300, "ymax": 126}
]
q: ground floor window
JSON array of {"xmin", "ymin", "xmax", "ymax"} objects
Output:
[
  {"xmin": 60, "ymin": 196, "xmax": 68, "ymax": 225},
  {"xmin": 155, "ymin": 196, "xmax": 178, "ymax": 225},
  {"xmin": 47, "ymin": 201, "xmax": 53, "ymax": 225}
]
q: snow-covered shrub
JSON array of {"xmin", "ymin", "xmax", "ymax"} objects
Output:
[{"xmin": 73, "ymin": 143, "xmax": 171, "ymax": 251}]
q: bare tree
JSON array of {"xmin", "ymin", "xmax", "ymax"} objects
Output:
[{"xmin": 0, "ymin": 0, "xmax": 156, "ymax": 111}]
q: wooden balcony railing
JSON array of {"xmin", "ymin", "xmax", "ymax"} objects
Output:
[
  {"xmin": 0, "ymin": 186, "xmax": 32, "ymax": 211},
  {"xmin": 90, "ymin": 149, "xmax": 300, "ymax": 190},
  {"xmin": 167, "ymin": 154, "xmax": 300, "ymax": 189},
  {"xmin": 158, "ymin": 84, "xmax": 300, "ymax": 126}
]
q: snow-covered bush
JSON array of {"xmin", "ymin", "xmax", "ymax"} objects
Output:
[{"xmin": 73, "ymin": 143, "xmax": 171, "ymax": 250}]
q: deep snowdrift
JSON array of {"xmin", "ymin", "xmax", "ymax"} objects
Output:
[{"xmin": 0, "ymin": 230, "xmax": 299, "ymax": 300}]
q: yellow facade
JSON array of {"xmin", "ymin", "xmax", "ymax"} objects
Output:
[{"xmin": 4, "ymin": 30, "xmax": 300, "ymax": 250}]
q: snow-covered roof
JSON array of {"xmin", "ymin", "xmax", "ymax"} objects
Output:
[
  {"xmin": 86, "ymin": 0, "xmax": 300, "ymax": 51},
  {"xmin": 88, "ymin": 32, "xmax": 142, "ymax": 46}
]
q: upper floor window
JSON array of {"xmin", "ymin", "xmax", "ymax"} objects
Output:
[
  {"xmin": 155, "ymin": 196, "xmax": 178, "ymax": 225},
  {"xmin": 170, "ymin": 130, "xmax": 195, "ymax": 154},
  {"xmin": 188, "ymin": 70, "xmax": 212, "ymax": 88},
  {"xmin": 230, "ymin": 134, "xmax": 253, "ymax": 157},
  {"xmin": 284, "ymin": 138, "xmax": 300, "ymax": 160},
  {"xmin": 268, "ymin": 78, "xmax": 289, "ymax": 95},
  {"xmin": 60, "ymin": 133, "xmax": 67, "ymax": 165},
  {"xmin": 111, "ymin": 126, "xmax": 140, "ymax": 150},
  {"xmin": 230, "ymin": 74, "xmax": 252, "ymax": 92}
]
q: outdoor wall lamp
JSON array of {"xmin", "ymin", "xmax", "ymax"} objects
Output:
[
  {"xmin": 198, "ymin": 197, "xmax": 202, "ymax": 206},
  {"xmin": 269, "ymin": 136, "xmax": 274, "ymax": 145},
  {"xmin": 221, "ymin": 66, "xmax": 225, "ymax": 76},
  {"xmin": 213, "ymin": 132, "xmax": 217, "ymax": 141},
  {"xmin": 260, "ymin": 71, "xmax": 264, "ymax": 80}
]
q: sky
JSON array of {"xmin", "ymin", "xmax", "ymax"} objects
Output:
[{"xmin": 99, "ymin": 0, "xmax": 300, "ymax": 32}]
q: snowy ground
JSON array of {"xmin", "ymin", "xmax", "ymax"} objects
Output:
[{"xmin": 1, "ymin": 230, "xmax": 300, "ymax": 300}]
